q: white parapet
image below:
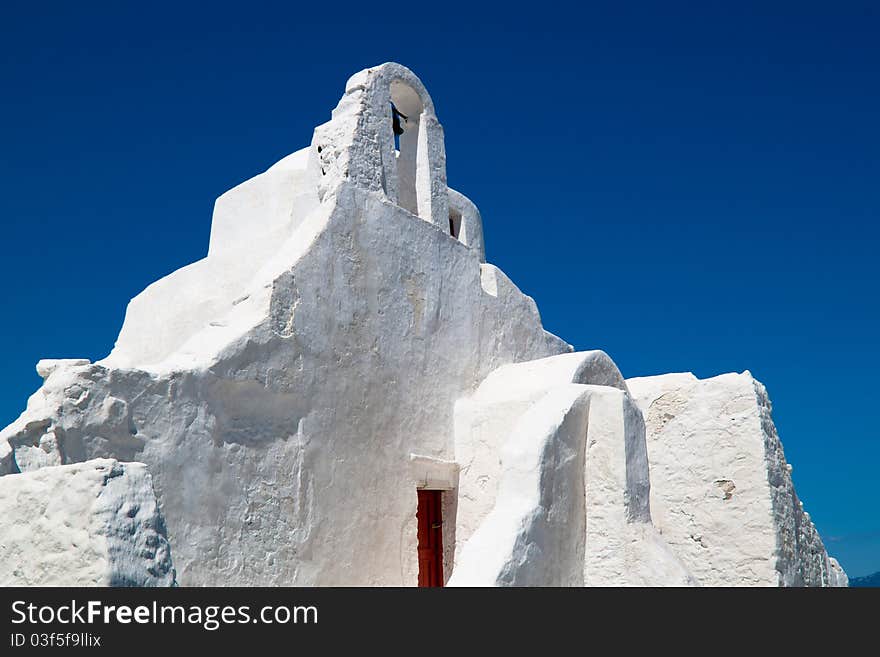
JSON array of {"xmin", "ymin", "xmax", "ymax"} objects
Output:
[
  {"xmin": 626, "ymin": 371, "xmax": 846, "ymax": 586},
  {"xmin": 454, "ymin": 351, "xmax": 626, "ymax": 553},
  {"xmin": 451, "ymin": 352, "xmax": 694, "ymax": 586},
  {"xmin": 449, "ymin": 385, "xmax": 592, "ymax": 586}
]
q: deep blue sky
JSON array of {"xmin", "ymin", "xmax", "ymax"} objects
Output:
[{"xmin": 2, "ymin": 2, "xmax": 877, "ymax": 577}]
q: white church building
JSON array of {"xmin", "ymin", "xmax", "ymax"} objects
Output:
[{"xmin": 0, "ymin": 63, "xmax": 846, "ymax": 587}]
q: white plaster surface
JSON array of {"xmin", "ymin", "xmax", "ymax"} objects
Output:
[
  {"xmin": 581, "ymin": 386, "xmax": 695, "ymax": 586},
  {"xmin": 454, "ymin": 351, "xmax": 626, "ymax": 554},
  {"xmin": 828, "ymin": 557, "xmax": 848, "ymax": 588},
  {"xmin": 449, "ymin": 385, "xmax": 591, "ymax": 586},
  {"xmin": 0, "ymin": 458, "xmax": 175, "ymax": 586},
  {"xmin": 452, "ymin": 368, "xmax": 693, "ymax": 587},
  {"xmin": 626, "ymin": 371, "xmax": 846, "ymax": 586}
]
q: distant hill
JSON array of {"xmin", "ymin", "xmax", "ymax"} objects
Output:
[{"xmin": 849, "ymin": 571, "xmax": 880, "ymax": 587}]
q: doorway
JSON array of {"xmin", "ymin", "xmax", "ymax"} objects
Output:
[{"xmin": 416, "ymin": 489, "xmax": 444, "ymax": 587}]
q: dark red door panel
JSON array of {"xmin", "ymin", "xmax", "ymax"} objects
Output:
[{"xmin": 417, "ymin": 490, "xmax": 444, "ymax": 587}]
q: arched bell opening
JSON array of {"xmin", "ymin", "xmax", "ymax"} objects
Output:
[{"xmin": 390, "ymin": 80, "xmax": 426, "ymax": 218}]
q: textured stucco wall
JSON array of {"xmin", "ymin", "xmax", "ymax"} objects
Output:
[
  {"xmin": 627, "ymin": 371, "xmax": 844, "ymax": 586},
  {"xmin": 0, "ymin": 458, "xmax": 174, "ymax": 586}
]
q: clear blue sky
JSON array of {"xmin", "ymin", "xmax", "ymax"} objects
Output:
[{"xmin": 1, "ymin": 2, "xmax": 877, "ymax": 577}]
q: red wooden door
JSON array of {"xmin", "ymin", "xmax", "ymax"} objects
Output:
[{"xmin": 417, "ymin": 490, "xmax": 444, "ymax": 587}]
